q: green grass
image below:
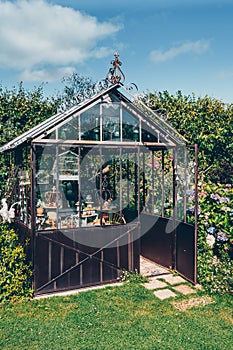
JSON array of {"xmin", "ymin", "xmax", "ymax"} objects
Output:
[{"xmin": 0, "ymin": 283, "xmax": 232, "ymax": 350}]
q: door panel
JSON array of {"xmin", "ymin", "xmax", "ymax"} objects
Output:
[
  {"xmin": 140, "ymin": 214, "xmax": 173, "ymax": 268},
  {"xmin": 176, "ymin": 222, "xmax": 196, "ymax": 283},
  {"xmin": 34, "ymin": 225, "xmax": 140, "ymax": 295},
  {"xmin": 140, "ymin": 213, "xmax": 197, "ymax": 283}
]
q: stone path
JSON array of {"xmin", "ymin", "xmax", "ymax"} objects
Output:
[
  {"xmin": 140, "ymin": 256, "xmax": 169, "ymax": 277},
  {"xmin": 143, "ymin": 274, "xmax": 200, "ymax": 300},
  {"xmin": 140, "ymin": 256, "xmax": 202, "ymax": 300}
]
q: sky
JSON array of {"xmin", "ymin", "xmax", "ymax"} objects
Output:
[{"xmin": 0, "ymin": 0, "xmax": 233, "ymax": 103}]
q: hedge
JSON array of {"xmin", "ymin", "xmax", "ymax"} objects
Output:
[{"xmin": 0, "ymin": 223, "xmax": 33, "ymax": 303}]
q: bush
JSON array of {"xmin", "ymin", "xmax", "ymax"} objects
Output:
[
  {"xmin": 0, "ymin": 223, "xmax": 33, "ymax": 303},
  {"xmin": 197, "ymin": 182, "xmax": 233, "ymax": 294}
]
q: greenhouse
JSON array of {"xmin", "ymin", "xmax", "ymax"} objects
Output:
[{"xmin": 0, "ymin": 55, "xmax": 198, "ymax": 295}]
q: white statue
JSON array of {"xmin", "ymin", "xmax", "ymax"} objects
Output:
[{"xmin": 0, "ymin": 198, "xmax": 16, "ymax": 223}]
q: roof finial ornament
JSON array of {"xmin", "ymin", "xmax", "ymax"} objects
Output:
[{"xmin": 106, "ymin": 52, "xmax": 125, "ymax": 84}]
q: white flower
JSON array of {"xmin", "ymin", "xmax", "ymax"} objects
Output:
[{"xmin": 206, "ymin": 234, "xmax": 215, "ymax": 248}]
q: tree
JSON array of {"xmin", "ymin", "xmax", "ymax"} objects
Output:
[
  {"xmin": 144, "ymin": 90, "xmax": 233, "ymax": 183},
  {"xmin": 0, "ymin": 83, "xmax": 57, "ymax": 197},
  {"xmin": 0, "ymin": 82, "xmax": 56, "ymax": 146},
  {"xmin": 61, "ymin": 72, "xmax": 96, "ymax": 99}
]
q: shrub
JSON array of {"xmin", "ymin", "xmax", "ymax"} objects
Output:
[
  {"xmin": 0, "ymin": 223, "xmax": 33, "ymax": 303},
  {"xmin": 197, "ymin": 182, "xmax": 233, "ymax": 294}
]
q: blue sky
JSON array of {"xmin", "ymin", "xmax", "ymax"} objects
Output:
[{"xmin": 0, "ymin": 0, "xmax": 233, "ymax": 102}]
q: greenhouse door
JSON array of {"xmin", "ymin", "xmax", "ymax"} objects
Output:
[
  {"xmin": 140, "ymin": 215, "xmax": 173, "ymax": 269},
  {"xmin": 140, "ymin": 144, "xmax": 198, "ymax": 284},
  {"xmin": 140, "ymin": 215, "xmax": 197, "ymax": 284},
  {"xmin": 175, "ymin": 221, "xmax": 197, "ymax": 283},
  {"xmin": 175, "ymin": 144, "xmax": 198, "ymax": 283}
]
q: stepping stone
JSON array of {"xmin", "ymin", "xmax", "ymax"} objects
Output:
[
  {"xmin": 140, "ymin": 256, "xmax": 169, "ymax": 277},
  {"xmin": 144, "ymin": 279, "xmax": 167, "ymax": 290},
  {"xmin": 162, "ymin": 275, "xmax": 186, "ymax": 285},
  {"xmin": 173, "ymin": 284, "xmax": 196, "ymax": 295},
  {"xmin": 153, "ymin": 288, "xmax": 177, "ymax": 300}
]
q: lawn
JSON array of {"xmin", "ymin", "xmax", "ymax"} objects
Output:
[{"xmin": 0, "ymin": 282, "xmax": 232, "ymax": 350}]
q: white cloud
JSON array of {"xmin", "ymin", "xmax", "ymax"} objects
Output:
[
  {"xmin": 19, "ymin": 66, "xmax": 76, "ymax": 83},
  {"xmin": 0, "ymin": 0, "xmax": 122, "ymax": 82},
  {"xmin": 149, "ymin": 40, "xmax": 210, "ymax": 62}
]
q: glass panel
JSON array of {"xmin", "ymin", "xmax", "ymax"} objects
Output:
[
  {"xmin": 78, "ymin": 148, "xmax": 101, "ymax": 226},
  {"xmin": 185, "ymin": 150, "xmax": 196, "ymax": 224},
  {"xmin": 36, "ymin": 145, "xmax": 80, "ymax": 230},
  {"xmin": 35, "ymin": 145, "xmax": 57, "ymax": 230},
  {"xmin": 58, "ymin": 116, "xmax": 79, "ymax": 140},
  {"xmin": 80, "ymin": 104, "xmax": 100, "ymax": 141},
  {"xmin": 163, "ymin": 150, "xmax": 174, "ymax": 218},
  {"xmin": 102, "ymin": 103, "xmax": 120, "ymax": 141},
  {"xmin": 176, "ymin": 147, "xmax": 186, "ymax": 221},
  {"xmin": 56, "ymin": 146, "xmax": 79, "ymax": 229},
  {"xmin": 35, "ymin": 144, "xmax": 182, "ymax": 229},
  {"xmin": 122, "ymin": 108, "xmax": 139, "ymax": 141},
  {"xmin": 141, "ymin": 122, "xmax": 158, "ymax": 142},
  {"xmin": 143, "ymin": 150, "xmax": 163, "ymax": 216},
  {"xmin": 16, "ymin": 166, "xmax": 31, "ymax": 227},
  {"xmin": 41, "ymin": 130, "xmax": 56, "ymax": 139},
  {"xmin": 10, "ymin": 145, "xmax": 31, "ymax": 227}
]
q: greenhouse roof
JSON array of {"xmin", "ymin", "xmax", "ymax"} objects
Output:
[
  {"xmin": 0, "ymin": 83, "xmax": 120, "ymax": 153},
  {"xmin": 0, "ymin": 82, "xmax": 188, "ymax": 153}
]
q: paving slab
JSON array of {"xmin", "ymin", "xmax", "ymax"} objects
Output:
[
  {"xmin": 140, "ymin": 256, "xmax": 169, "ymax": 277},
  {"xmin": 144, "ymin": 279, "xmax": 168, "ymax": 290},
  {"xmin": 153, "ymin": 288, "xmax": 177, "ymax": 300},
  {"xmin": 173, "ymin": 284, "xmax": 197, "ymax": 295},
  {"xmin": 162, "ymin": 275, "xmax": 187, "ymax": 285}
]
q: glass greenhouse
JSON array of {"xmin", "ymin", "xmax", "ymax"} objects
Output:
[{"xmin": 0, "ymin": 74, "xmax": 198, "ymax": 295}]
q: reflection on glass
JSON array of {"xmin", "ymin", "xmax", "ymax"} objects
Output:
[
  {"xmin": 141, "ymin": 123, "xmax": 158, "ymax": 142},
  {"xmin": 102, "ymin": 103, "xmax": 120, "ymax": 141},
  {"xmin": 80, "ymin": 104, "xmax": 100, "ymax": 141},
  {"xmin": 42, "ymin": 130, "xmax": 56, "ymax": 139},
  {"xmin": 58, "ymin": 117, "xmax": 79, "ymax": 140},
  {"xmin": 122, "ymin": 108, "xmax": 139, "ymax": 141}
]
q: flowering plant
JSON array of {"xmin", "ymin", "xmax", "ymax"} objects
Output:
[{"xmin": 197, "ymin": 182, "xmax": 233, "ymax": 294}]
